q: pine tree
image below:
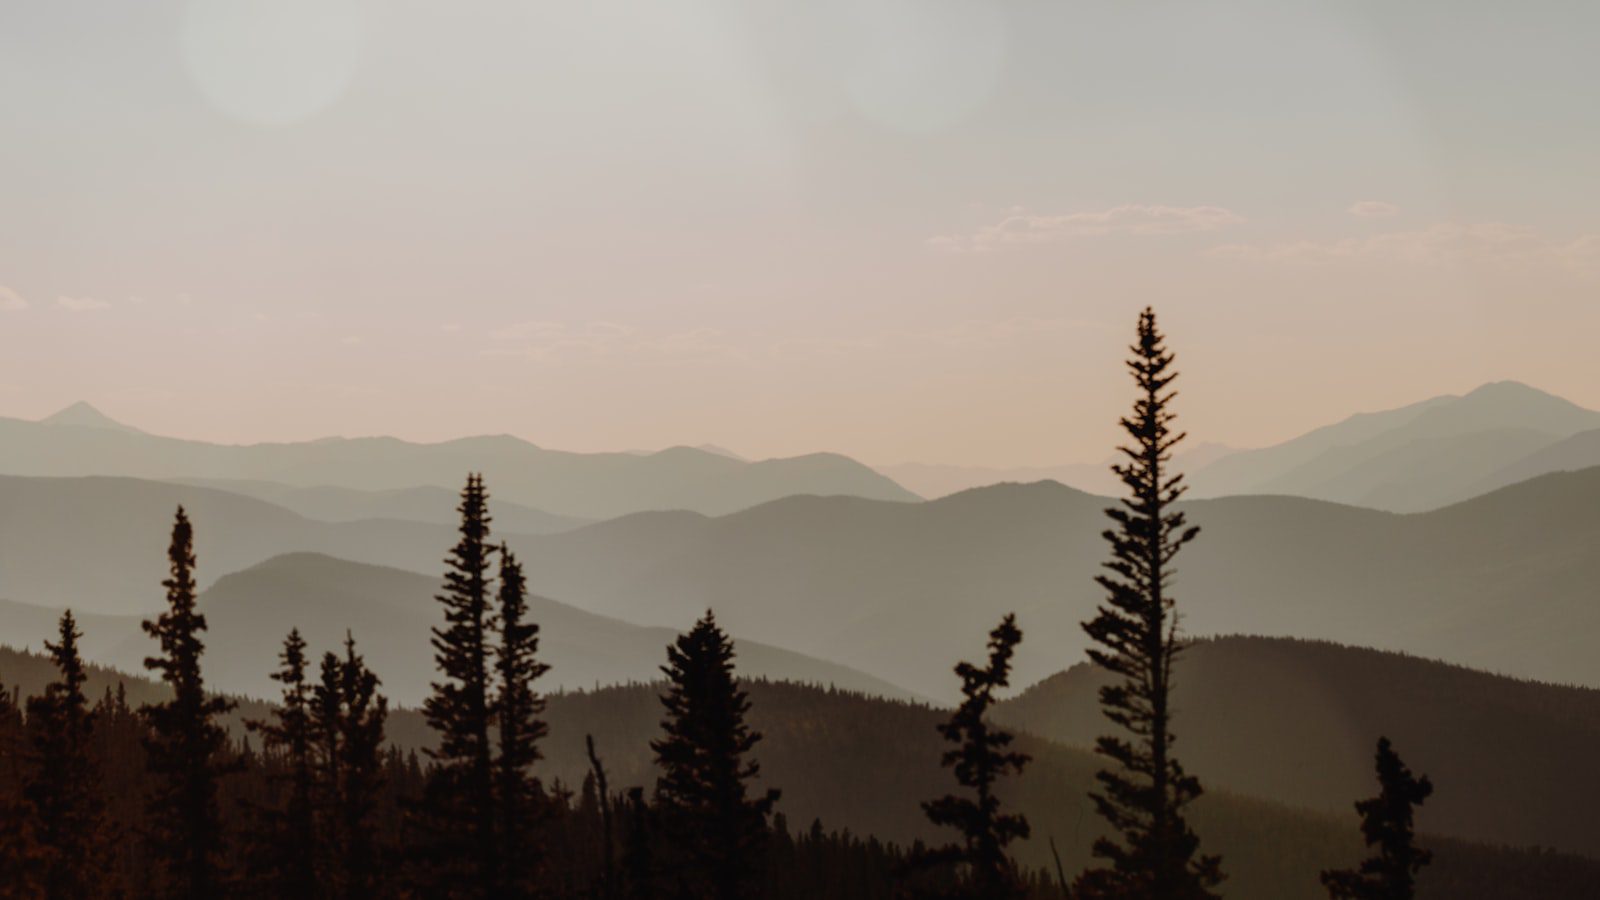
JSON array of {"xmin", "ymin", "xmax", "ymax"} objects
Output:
[
  {"xmin": 141, "ymin": 506, "xmax": 238, "ymax": 899},
  {"xmin": 318, "ymin": 634, "xmax": 388, "ymax": 900},
  {"xmin": 23, "ymin": 610, "xmax": 108, "ymax": 900},
  {"xmin": 1, "ymin": 676, "xmax": 43, "ymax": 897},
  {"xmin": 586, "ymin": 735, "xmax": 617, "ymax": 900},
  {"xmin": 312, "ymin": 648, "xmax": 345, "ymax": 890},
  {"xmin": 650, "ymin": 611, "xmax": 779, "ymax": 900},
  {"xmin": 247, "ymin": 629, "xmax": 317, "ymax": 898},
  {"xmin": 1321, "ymin": 738, "xmax": 1434, "ymax": 900},
  {"xmin": 620, "ymin": 787, "xmax": 656, "ymax": 900},
  {"xmin": 421, "ymin": 474, "xmax": 499, "ymax": 896},
  {"xmin": 921, "ymin": 614, "xmax": 1031, "ymax": 899},
  {"xmin": 493, "ymin": 546, "xmax": 551, "ymax": 898},
  {"xmin": 1075, "ymin": 308, "xmax": 1222, "ymax": 899}
]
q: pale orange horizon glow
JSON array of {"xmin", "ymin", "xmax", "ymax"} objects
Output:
[{"xmin": 3, "ymin": 0, "xmax": 1598, "ymax": 467}]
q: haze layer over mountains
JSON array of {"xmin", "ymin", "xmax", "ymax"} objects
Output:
[
  {"xmin": 6, "ymin": 380, "xmax": 1600, "ymax": 895},
  {"xmin": 0, "ymin": 402, "xmax": 916, "ymax": 520},
  {"xmin": 888, "ymin": 380, "xmax": 1600, "ymax": 511},
  {"xmin": 8, "ymin": 381, "xmax": 1600, "ymax": 698}
]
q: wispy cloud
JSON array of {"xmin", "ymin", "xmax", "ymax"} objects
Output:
[
  {"xmin": 1208, "ymin": 221, "xmax": 1542, "ymax": 266},
  {"xmin": 1503, "ymin": 233, "xmax": 1600, "ymax": 277},
  {"xmin": 1347, "ymin": 200, "xmax": 1400, "ymax": 218},
  {"xmin": 931, "ymin": 204, "xmax": 1244, "ymax": 252},
  {"xmin": 56, "ymin": 295, "xmax": 112, "ymax": 311},
  {"xmin": 0, "ymin": 285, "xmax": 28, "ymax": 311}
]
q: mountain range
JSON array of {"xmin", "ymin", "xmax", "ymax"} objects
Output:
[
  {"xmin": 170, "ymin": 478, "xmax": 591, "ymax": 534},
  {"xmin": 499, "ymin": 468, "xmax": 1600, "ymax": 698},
  {"xmin": 1185, "ymin": 381, "xmax": 1600, "ymax": 511},
  {"xmin": 0, "ymin": 552, "xmax": 918, "ymax": 705},
  {"xmin": 15, "ymin": 382, "xmax": 1600, "ymax": 521},
  {"xmin": 883, "ymin": 382, "xmax": 1600, "ymax": 514},
  {"xmin": 9, "ymin": 462, "xmax": 1600, "ymax": 701},
  {"xmin": 875, "ymin": 442, "xmax": 1238, "ymax": 499},
  {"xmin": 0, "ymin": 403, "xmax": 917, "ymax": 519}
]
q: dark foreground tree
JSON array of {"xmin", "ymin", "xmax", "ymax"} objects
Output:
[
  {"xmin": 493, "ymin": 546, "xmax": 551, "ymax": 898},
  {"xmin": 1321, "ymin": 737, "xmax": 1434, "ymax": 899},
  {"xmin": 0, "ymin": 680, "xmax": 42, "ymax": 896},
  {"xmin": 651, "ymin": 611, "xmax": 779, "ymax": 900},
  {"xmin": 586, "ymin": 735, "xmax": 617, "ymax": 900},
  {"xmin": 920, "ymin": 614, "xmax": 1031, "ymax": 899},
  {"xmin": 248, "ymin": 629, "xmax": 317, "ymax": 898},
  {"xmin": 141, "ymin": 507, "xmax": 238, "ymax": 899},
  {"xmin": 421, "ymin": 474, "xmax": 499, "ymax": 897},
  {"xmin": 23, "ymin": 610, "xmax": 107, "ymax": 899},
  {"xmin": 316, "ymin": 634, "xmax": 388, "ymax": 900},
  {"xmin": 1075, "ymin": 308, "xmax": 1222, "ymax": 899}
]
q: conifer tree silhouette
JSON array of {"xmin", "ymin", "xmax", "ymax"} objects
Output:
[
  {"xmin": 1320, "ymin": 737, "xmax": 1434, "ymax": 900},
  {"xmin": 921, "ymin": 614, "xmax": 1031, "ymax": 899},
  {"xmin": 314, "ymin": 634, "xmax": 388, "ymax": 900},
  {"xmin": 586, "ymin": 734, "xmax": 617, "ymax": 900},
  {"xmin": 0, "ymin": 679, "xmax": 42, "ymax": 895},
  {"xmin": 23, "ymin": 610, "xmax": 107, "ymax": 900},
  {"xmin": 650, "ymin": 611, "xmax": 779, "ymax": 900},
  {"xmin": 247, "ymin": 628, "xmax": 317, "ymax": 898},
  {"xmin": 492, "ymin": 546, "xmax": 551, "ymax": 898},
  {"xmin": 141, "ymin": 506, "xmax": 238, "ymax": 899},
  {"xmin": 422, "ymin": 474, "xmax": 499, "ymax": 896},
  {"xmin": 621, "ymin": 787, "xmax": 656, "ymax": 900},
  {"xmin": 1075, "ymin": 308, "xmax": 1222, "ymax": 899}
]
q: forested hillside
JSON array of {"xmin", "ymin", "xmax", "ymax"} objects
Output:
[
  {"xmin": 3, "ymin": 644, "xmax": 1597, "ymax": 899},
  {"xmin": 995, "ymin": 636, "xmax": 1600, "ymax": 857}
]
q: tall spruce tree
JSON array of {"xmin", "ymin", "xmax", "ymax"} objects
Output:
[
  {"xmin": 650, "ymin": 611, "xmax": 779, "ymax": 900},
  {"xmin": 1075, "ymin": 308, "xmax": 1222, "ymax": 899},
  {"xmin": 23, "ymin": 610, "xmax": 107, "ymax": 900},
  {"xmin": 493, "ymin": 546, "xmax": 551, "ymax": 898},
  {"xmin": 141, "ymin": 506, "xmax": 237, "ymax": 899},
  {"xmin": 318, "ymin": 634, "xmax": 388, "ymax": 900},
  {"xmin": 248, "ymin": 629, "xmax": 317, "ymax": 898},
  {"xmin": 1321, "ymin": 738, "xmax": 1434, "ymax": 900},
  {"xmin": 422, "ymin": 474, "xmax": 499, "ymax": 896},
  {"xmin": 921, "ymin": 614, "xmax": 1031, "ymax": 899}
]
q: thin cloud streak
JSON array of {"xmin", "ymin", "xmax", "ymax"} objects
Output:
[
  {"xmin": 1347, "ymin": 200, "xmax": 1400, "ymax": 218},
  {"xmin": 0, "ymin": 285, "xmax": 27, "ymax": 311},
  {"xmin": 1207, "ymin": 221, "xmax": 1560, "ymax": 267},
  {"xmin": 56, "ymin": 296, "xmax": 112, "ymax": 311},
  {"xmin": 930, "ymin": 204, "xmax": 1245, "ymax": 252}
]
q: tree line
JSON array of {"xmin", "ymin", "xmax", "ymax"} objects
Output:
[{"xmin": 0, "ymin": 308, "xmax": 1433, "ymax": 899}]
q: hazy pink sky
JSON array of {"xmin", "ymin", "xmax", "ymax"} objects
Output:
[{"xmin": 3, "ymin": 0, "xmax": 1598, "ymax": 466}]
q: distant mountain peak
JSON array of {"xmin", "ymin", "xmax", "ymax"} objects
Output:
[
  {"xmin": 1444, "ymin": 381, "xmax": 1597, "ymax": 419},
  {"xmin": 1462, "ymin": 380, "xmax": 1569, "ymax": 403},
  {"xmin": 38, "ymin": 401, "xmax": 142, "ymax": 434},
  {"xmin": 695, "ymin": 443, "xmax": 745, "ymax": 461}
]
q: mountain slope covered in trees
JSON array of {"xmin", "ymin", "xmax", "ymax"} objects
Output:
[
  {"xmin": 994, "ymin": 635, "xmax": 1600, "ymax": 858},
  {"xmin": 1, "ymin": 644, "xmax": 1595, "ymax": 900}
]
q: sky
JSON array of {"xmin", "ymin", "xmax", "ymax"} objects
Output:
[{"xmin": 2, "ymin": 0, "xmax": 1599, "ymax": 467}]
